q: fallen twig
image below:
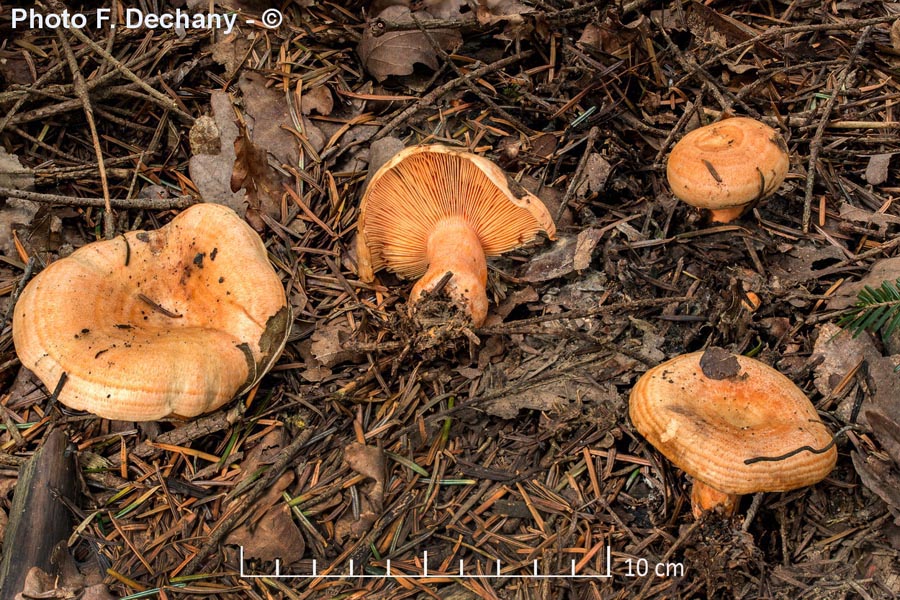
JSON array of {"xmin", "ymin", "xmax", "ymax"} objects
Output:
[
  {"xmin": 557, "ymin": 126, "xmax": 600, "ymax": 222},
  {"xmin": 374, "ymin": 51, "xmax": 534, "ymax": 139},
  {"xmin": 802, "ymin": 25, "xmax": 873, "ymax": 232},
  {"xmin": 54, "ymin": 25, "xmax": 115, "ymax": 238},
  {"xmin": 0, "ymin": 187, "xmax": 196, "ymax": 210},
  {"xmin": 181, "ymin": 427, "xmax": 315, "ymax": 575}
]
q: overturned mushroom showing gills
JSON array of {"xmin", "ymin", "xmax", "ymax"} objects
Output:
[
  {"xmin": 666, "ymin": 117, "xmax": 789, "ymax": 223},
  {"xmin": 13, "ymin": 203, "xmax": 291, "ymax": 421},
  {"xmin": 356, "ymin": 144, "xmax": 556, "ymax": 326},
  {"xmin": 629, "ymin": 349, "xmax": 836, "ymax": 518}
]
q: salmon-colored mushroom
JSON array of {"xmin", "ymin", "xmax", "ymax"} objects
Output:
[
  {"xmin": 629, "ymin": 348, "xmax": 836, "ymax": 518},
  {"xmin": 667, "ymin": 117, "xmax": 790, "ymax": 223},
  {"xmin": 356, "ymin": 144, "xmax": 556, "ymax": 326},
  {"xmin": 13, "ymin": 203, "xmax": 291, "ymax": 421}
]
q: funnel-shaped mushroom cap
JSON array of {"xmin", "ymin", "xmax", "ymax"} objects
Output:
[
  {"xmin": 357, "ymin": 144, "xmax": 556, "ymax": 280},
  {"xmin": 666, "ymin": 117, "xmax": 789, "ymax": 221},
  {"xmin": 13, "ymin": 203, "xmax": 291, "ymax": 421},
  {"xmin": 629, "ymin": 350, "xmax": 836, "ymax": 495}
]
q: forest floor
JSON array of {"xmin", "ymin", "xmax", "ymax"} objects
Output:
[{"xmin": 2, "ymin": 1, "xmax": 900, "ymax": 598}]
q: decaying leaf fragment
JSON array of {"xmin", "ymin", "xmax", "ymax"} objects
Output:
[
  {"xmin": 358, "ymin": 5, "xmax": 462, "ymax": 82},
  {"xmin": 0, "ymin": 148, "xmax": 38, "ymax": 257},
  {"xmin": 335, "ymin": 442, "xmax": 386, "ymax": 541},
  {"xmin": 231, "ymin": 124, "xmax": 282, "ymax": 232},
  {"xmin": 473, "ymin": 0, "xmax": 533, "ymax": 25},
  {"xmin": 188, "ymin": 91, "xmax": 247, "ymax": 216},
  {"xmin": 224, "ymin": 429, "xmax": 305, "ymax": 564}
]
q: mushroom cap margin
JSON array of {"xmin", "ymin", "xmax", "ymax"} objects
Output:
[
  {"xmin": 12, "ymin": 203, "xmax": 291, "ymax": 421},
  {"xmin": 666, "ymin": 117, "xmax": 789, "ymax": 211},
  {"xmin": 628, "ymin": 351, "xmax": 836, "ymax": 495}
]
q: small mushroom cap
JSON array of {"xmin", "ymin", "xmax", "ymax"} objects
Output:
[
  {"xmin": 629, "ymin": 351, "xmax": 836, "ymax": 496},
  {"xmin": 666, "ymin": 117, "xmax": 789, "ymax": 212},
  {"xmin": 13, "ymin": 203, "xmax": 291, "ymax": 421},
  {"xmin": 356, "ymin": 144, "xmax": 556, "ymax": 281}
]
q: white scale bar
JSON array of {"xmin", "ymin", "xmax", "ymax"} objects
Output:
[{"xmin": 237, "ymin": 546, "xmax": 614, "ymax": 579}]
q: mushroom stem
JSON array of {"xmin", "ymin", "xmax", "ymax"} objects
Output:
[
  {"xmin": 707, "ymin": 205, "xmax": 748, "ymax": 223},
  {"xmin": 691, "ymin": 480, "xmax": 741, "ymax": 518},
  {"xmin": 410, "ymin": 216, "xmax": 488, "ymax": 325}
]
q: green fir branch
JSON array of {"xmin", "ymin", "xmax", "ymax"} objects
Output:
[{"xmin": 837, "ymin": 277, "xmax": 900, "ymax": 339}]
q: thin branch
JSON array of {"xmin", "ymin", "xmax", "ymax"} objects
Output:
[
  {"xmin": 0, "ymin": 187, "xmax": 196, "ymax": 210},
  {"xmin": 374, "ymin": 51, "xmax": 534, "ymax": 140},
  {"xmin": 54, "ymin": 26, "xmax": 115, "ymax": 238},
  {"xmin": 61, "ymin": 24, "xmax": 194, "ymax": 123},
  {"xmin": 676, "ymin": 14, "xmax": 898, "ymax": 89},
  {"xmin": 802, "ymin": 25, "xmax": 873, "ymax": 232},
  {"xmin": 557, "ymin": 126, "xmax": 600, "ymax": 222}
]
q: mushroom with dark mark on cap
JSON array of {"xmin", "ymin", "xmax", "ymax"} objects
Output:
[
  {"xmin": 13, "ymin": 203, "xmax": 292, "ymax": 421},
  {"xmin": 629, "ymin": 347, "xmax": 837, "ymax": 518},
  {"xmin": 356, "ymin": 144, "xmax": 556, "ymax": 327},
  {"xmin": 666, "ymin": 117, "xmax": 790, "ymax": 223}
]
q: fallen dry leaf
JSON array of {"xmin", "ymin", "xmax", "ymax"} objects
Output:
[
  {"xmin": 15, "ymin": 567, "xmax": 55, "ymax": 600},
  {"xmin": 893, "ymin": 19, "xmax": 900, "ymax": 53},
  {"xmin": 811, "ymin": 323, "xmax": 900, "ymax": 430},
  {"xmin": 0, "ymin": 148, "xmax": 38, "ymax": 257},
  {"xmin": 344, "ymin": 442, "xmax": 385, "ymax": 509},
  {"xmin": 839, "ymin": 202, "xmax": 900, "ymax": 233},
  {"xmin": 520, "ymin": 229, "xmax": 603, "ymax": 282},
  {"xmin": 684, "ymin": 2, "xmax": 779, "ymax": 59},
  {"xmin": 211, "ymin": 30, "xmax": 252, "ymax": 76},
  {"xmin": 472, "ymin": 0, "xmax": 533, "ymax": 25},
  {"xmin": 188, "ymin": 91, "xmax": 247, "ymax": 216},
  {"xmin": 226, "ymin": 503, "xmax": 305, "ymax": 564},
  {"xmin": 310, "ymin": 321, "xmax": 363, "ymax": 368},
  {"xmin": 575, "ymin": 153, "xmax": 613, "ymax": 198},
  {"xmin": 0, "ymin": 50, "xmax": 32, "ymax": 86},
  {"xmin": 573, "ymin": 228, "xmax": 603, "ymax": 272},
  {"xmin": 545, "ymin": 271, "xmax": 608, "ymax": 311},
  {"xmin": 0, "ymin": 147, "xmax": 34, "ymax": 190},
  {"xmin": 231, "ymin": 124, "xmax": 281, "ymax": 231},
  {"xmin": 828, "ymin": 256, "xmax": 900, "ymax": 310},
  {"xmin": 224, "ymin": 429, "xmax": 305, "ymax": 564},
  {"xmin": 629, "ymin": 317, "xmax": 667, "ymax": 364},
  {"xmin": 811, "ymin": 322, "xmax": 878, "ymax": 398},
  {"xmin": 520, "ymin": 236, "xmax": 576, "ymax": 282},
  {"xmin": 238, "ymin": 72, "xmax": 325, "ymax": 164},
  {"xmin": 484, "ymin": 285, "xmax": 538, "ymax": 326},
  {"xmin": 81, "ymin": 585, "xmax": 117, "ymax": 600},
  {"xmin": 189, "ymin": 116, "xmax": 221, "ymax": 155},
  {"xmin": 852, "ymin": 451, "xmax": 900, "ymax": 512},
  {"xmin": 867, "ymin": 408, "xmax": 900, "ymax": 466},
  {"xmin": 768, "ymin": 243, "xmax": 847, "ymax": 288},
  {"xmin": 865, "ymin": 153, "xmax": 893, "ymax": 186},
  {"xmin": 484, "ymin": 377, "xmax": 610, "ymax": 419},
  {"xmin": 358, "ymin": 5, "xmax": 462, "ymax": 82},
  {"xmin": 363, "ymin": 136, "xmax": 406, "ymax": 192},
  {"xmin": 578, "ymin": 20, "xmax": 639, "ymax": 55},
  {"xmin": 577, "ymin": 22, "xmax": 606, "ymax": 50},
  {"xmin": 301, "ymin": 84, "xmax": 334, "ymax": 116},
  {"xmin": 12, "ymin": 563, "xmax": 115, "ymax": 600},
  {"xmin": 336, "ymin": 442, "xmax": 386, "ymax": 541},
  {"xmin": 371, "ymin": 0, "xmax": 465, "ymax": 19}
]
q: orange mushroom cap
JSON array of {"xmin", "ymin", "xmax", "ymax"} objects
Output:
[
  {"xmin": 629, "ymin": 349, "xmax": 836, "ymax": 515},
  {"xmin": 356, "ymin": 144, "xmax": 556, "ymax": 326},
  {"xmin": 666, "ymin": 117, "xmax": 789, "ymax": 223},
  {"xmin": 13, "ymin": 203, "xmax": 291, "ymax": 421}
]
